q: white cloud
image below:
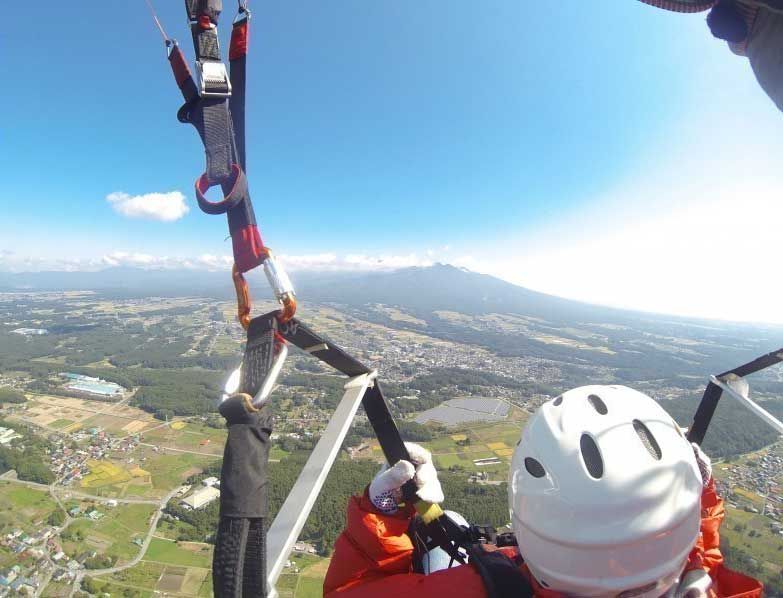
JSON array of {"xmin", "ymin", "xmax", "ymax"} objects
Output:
[
  {"xmin": 0, "ymin": 251, "xmax": 437, "ymax": 275},
  {"xmin": 277, "ymin": 252, "xmax": 434, "ymax": 272},
  {"xmin": 106, "ymin": 191, "xmax": 189, "ymax": 222}
]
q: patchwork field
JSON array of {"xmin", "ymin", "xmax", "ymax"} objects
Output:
[
  {"xmin": 15, "ymin": 394, "xmax": 156, "ymax": 435},
  {"xmin": 421, "ymin": 417, "xmax": 526, "ymax": 476},
  {"xmin": 362, "ymin": 416, "xmax": 526, "ymax": 477},
  {"xmin": 61, "ymin": 503, "xmax": 156, "ymax": 565},
  {"xmin": 85, "ymin": 448, "xmax": 219, "ymax": 500}
]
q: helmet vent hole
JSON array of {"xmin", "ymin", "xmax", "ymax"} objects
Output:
[
  {"xmin": 524, "ymin": 457, "xmax": 546, "ymax": 478},
  {"xmin": 580, "ymin": 434, "xmax": 603, "ymax": 479},
  {"xmin": 539, "ymin": 580, "xmax": 550, "ymax": 588},
  {"xmin": 553, "ymin": 395, "xmax": 563, "ymax": 406},
  {"xmin": 633, "ymin": 420, "xmax": 662, "ymax": 460},
  {"xmin": 587, "ymin": 394, "xmax": 607, "ymax": 414}
]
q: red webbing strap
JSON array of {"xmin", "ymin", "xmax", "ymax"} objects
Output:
[
  {"xmin": 229, "ymin": 12, "xmax": 250, "ymax": 173},
  {"xmin": 226, "ymin": 7, "xmax": 259, "ymax": 274},
  {"xmin": 232, "ymin": 225, "xmax": 265, "ymax": 273},
  {"xmin": 168, "ymin": 44, "xmax": 199, "ymax": 103},
  {"xmin": 230, "ymin": 18, "xmax": 249, "ymax": 61}
]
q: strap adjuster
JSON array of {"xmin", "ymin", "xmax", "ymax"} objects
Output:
[{"xmin": 195, "ymin": 60, "xmax": 232, "ymax": 98}]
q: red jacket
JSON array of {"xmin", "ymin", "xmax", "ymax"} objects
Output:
[{"xmin": 324, "ymin": 479, "xmax": 762, "ymax": 597}]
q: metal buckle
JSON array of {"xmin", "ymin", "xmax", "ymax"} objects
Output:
[
  {"xmin": 222, "ymin": 342, "xmax": 288, "ymax": 408},
  {"xmin": 195, "ymin": 61, "xmax": 232, "ymax": 98}
]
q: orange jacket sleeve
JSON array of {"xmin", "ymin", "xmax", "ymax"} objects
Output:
[
  {"xmin": 323, "ymin": 487, "xmax": 416, "ymax": 595},
  {"xmin": 322, "ymin": 488, "xmax": 491, "ymax": 597},
  {"xmin": 687, "ymin": 479, "xmax": 763, "ymax": 598}
]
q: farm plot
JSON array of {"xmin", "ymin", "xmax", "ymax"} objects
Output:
[
  {"xmin": 140, "ymin": 421, "xmax": 227, "ymax": 456},
  {"xmin": 61, "ymin": 503, "xmax": 156, "ymax": 566},
  {"xmin": 144, "ymin": 537, "xmax": 213, "ymax": 568},
  {"xmin": 0, "ymin": 482, "xmax": 60, "ymax": 535}
]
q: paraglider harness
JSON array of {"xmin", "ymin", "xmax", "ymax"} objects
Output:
[{"xmin": 148, "ymin": 2, "xmax": 783, "ymax": 595}]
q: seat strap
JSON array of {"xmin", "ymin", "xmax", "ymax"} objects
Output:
[
  {"xmin": 467, "ymin": 544, "xmax": 533, "ymax": 598},
  {"xmin": 213, "ymin": 314, "xmax": 279, "ymax": 597}
]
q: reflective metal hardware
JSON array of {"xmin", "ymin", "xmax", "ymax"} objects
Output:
[
  {"xmin": 222, "ymin": 366, "xmax": 242, "ymax": 400},
  {"xmin": 711, "ymin": 375, "xmax": 783, "ymax": 434},
  {"xmin": 222, "ymin": 343, "xmax": 288, "ymax": 407},
  {"xmin": 234, "ymin": 6, "xmax": 251, "ymax": 24},
  {"xmin": 263, "ymin": 253, "xmax": 296, "ymax": 302},
  {"xmin": 165, "ymin": 39, "xmax": 178, "ymax": 58},
  {"xmin": 195, "ymin": 60, "xmax": 232, "ymax": 98},
  {"xmin": 255, "ymin": 342, "xmax": 288, "ymax": 407}
]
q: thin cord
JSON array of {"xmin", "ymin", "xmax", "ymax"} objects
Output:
[{"xmin": 144, "ymin": 0, "xmax": 170, "ymax": 43}]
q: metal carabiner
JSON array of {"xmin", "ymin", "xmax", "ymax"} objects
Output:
[
  {"xmin": 232, "ymin": 254, "xmax": 297, "ymax": 329},
  {"xmin": 222, "ymin": 340, "xmax": 288, "ymax": 408},
  {"xmin": 232, "ymin": 264, "xmax": 253, "ymax": 330}
]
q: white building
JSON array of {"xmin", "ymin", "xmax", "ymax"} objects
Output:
[
  {"xmin": 181, "ymin": 486, "xmax": 220, "ymax": 510},
  {"xmin": 202, "ymin": 477, "xmax": 220, "ymax": 488},
  {"xmin": 0, "ymin": 427, "xmax": 21, "ymax": 445},
  {"xmin": 11, "ymin": 328, "xmax": 48, "ymax": 336}
]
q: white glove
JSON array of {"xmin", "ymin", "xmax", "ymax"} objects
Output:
[
  {"xmin": 369, "ymin": 442, "xmax": 444, "ymax": 514},
  {"xmin": 691, "ymin": 442, "xmax": 712, "ymax": 487},
  {"xmin": 674, "ymin": 568, "xmax": 712, "ymax": 598}
]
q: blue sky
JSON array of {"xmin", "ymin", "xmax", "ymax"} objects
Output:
[{"xmin": 2, "ymin": 1, "xmax": 783, "ymax": 322}]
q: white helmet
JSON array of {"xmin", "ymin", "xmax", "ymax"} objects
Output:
[{"xmin": 508, "ymin": 385, "xmax": 703, "ymax": 597}]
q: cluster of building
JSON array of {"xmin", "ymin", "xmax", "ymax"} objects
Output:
[
  {"xmin": 180, "ymin": 476, "xmax": 221, "ymax": 510},
  {"xmin": 48, "ymin": 429, "xmax": 139, "ymax": 485},
  {"xmin": 0, "ymin": 527, "xmax": 66, "ymax": 596},
  {"xmin": 0, "ymin": 564, "xmax": 39, "ymax": 597},
  {"xmin": 60, "ymin": 373, "xmax": 125, "ymax": 398},
  {"xmin": 67, "ymin": 505, "xmax": 105, "ymax": 520},
  {"xmin": 716, "ymin": 442, "xmax": 783, "ymax": 531}
]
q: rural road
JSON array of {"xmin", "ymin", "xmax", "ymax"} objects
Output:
[
  {"xmin": 0, "ymin": 475, "xmax": 163, "ymax": 505},
  {"xmin": 67, "ymin": 487, "xmax": 180, "ymax": 596}
]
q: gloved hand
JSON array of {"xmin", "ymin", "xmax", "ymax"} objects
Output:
[
  {"xmin": 369, "ymin": 442, "xmax": 444, "ymax": 514},
  {"xmin": 691, "ymin": 442, "xmax": 712, "ymax": 487}
]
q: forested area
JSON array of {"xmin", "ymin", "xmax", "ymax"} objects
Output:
[
  {"xmin": 0, "ymin": 387, "xmax": 26, "ymax": 403},
  {"xmin": 661, "ymin": 397, "xmax": 783, "ymax": 459},
  {"xmin": 409, "ymin": 367, "xmax": 526, "ymax": 393},
  {"xmin": 0, "ymin": 419, "xmax": 54, "ymax": 484},
  {"xmin": 165, "ymin": 453, "xmax": 509, "ymax": 555}
]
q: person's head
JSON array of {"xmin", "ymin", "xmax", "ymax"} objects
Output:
[{"xmin": 509, "ymin": 385, "xmax": 703, "ymax": 597}]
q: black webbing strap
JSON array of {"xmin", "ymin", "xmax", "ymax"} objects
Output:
[
  {"xmin": 166, "ymin": 0, "xmax": 265, "ymax": 273},
  {"xmin": 213, "ymin": 518, "xmax": 266, "ymax": 598},
  {"xmin": 467, "ymin": 545, "xmax": 533, "ymax": 598},
  {"xmin": 183, "ymin": 0, "xmax": 237, "ymax": 185},
  {"xmin": 241, "ymin": 313, "xmax": 280, "ymax": 397},
  {"xmin": 214, "ymin": 314, "xmax": 278, "ymax": 597},
  {"xmin": 277, "ymin": 317, "xmax": 472, "ymax": 561},
  {"xmin": 688, "ymin": 346, "xmax": 783, "ymax": 445}
]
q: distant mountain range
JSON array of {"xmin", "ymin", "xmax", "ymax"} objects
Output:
[{"xmin": 1, "ymin": 263, "xmax": 779, "ymax": 332}]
